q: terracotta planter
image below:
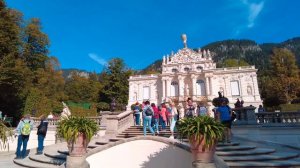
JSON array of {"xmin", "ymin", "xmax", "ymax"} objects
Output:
[
  {"xmin": 67, "ymin": 133, "xmax": 88, "ymax": 157},
  {"xmin": 189, "ymin": 135, "xmax": 217, "ymax": 163}
]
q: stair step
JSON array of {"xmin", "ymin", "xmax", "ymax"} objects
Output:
[
  {"xmin": 95, "ymin": 140, "xmax": 109, "ymax": 145},
  {"xmin": 57, "ymin": 150, "xmax": 69, "ymax": 155},
  {"xmin": 44, "ymin": 151, "xmax": 67, "ymax": 160},
  {"xmin": 216, "ymin": 145, "xmax": 256, "ymax": 151},
  {"xmin": 14, "ymin": 157, "xmax": 60, "ymax": 168},
  {"xmin": 227, "ymin": 160, "xmax": 300, "ymax": 168},
  {"xmin": 217, "ymin": 142, "xmax": 240, "ymax": 147},
  {"xmin": 109, "ymin": 138, "xmax": 124, "ymax": 142},
  {"xmin": 88, "ymin": 145, "xmax": 100, "ymax": 149},
  {"xmin": 216, "ymin": 148, "xmax": 276, "ymax": 156},
  {"xmin": 29, "ymin": 154, "xmax": 65, "ymax": 165},
  {"xmin": 221, "ymin": 152, "xmax": 299, "ymax": 161}
]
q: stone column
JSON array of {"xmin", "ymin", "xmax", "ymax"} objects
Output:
[
  {"xmin": 191, "ymin": 74, "xmax": 197, "ymax": 99},
  {"xmin": 166, "ymin": 79, "xmax": 171, "ymax": 97},
  {"xmin": 209, "ymin": 77, "xmax": 212, "ymax": 96},
  {"xmin": 223, "ymin": 77, "xmax": 228, "ymax": 96},
  {"xmin": 205, "ymin": 77, "xmax": 210, "ymax": 96},
  {"xmin": 162, "ymin": 79, "xmax": 166, "ymax": 100},
  {"xmin": 238, "ymin": 75, "xmax": 243, "ymax": 97},
  {"xmin": 178, "ymin": 76, "xmax": 185, "ymax": 101},
  {"xmin": 251, "ymin": 74, "xmax": 261, "ymax": 101}
]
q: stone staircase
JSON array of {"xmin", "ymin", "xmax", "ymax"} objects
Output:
[
  {"xmin": 13, "ymin": 125, "xmax": 300, "ymax": 168},
  {"xmin": 97, "ymin": 125, "xmax": 300, "ymax": 168},
  {"xmin": 13, "ymin": 143, "xmax": 67, "ymax": 168}
]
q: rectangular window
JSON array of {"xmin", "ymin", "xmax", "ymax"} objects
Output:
[
  {"xmin": 230, "ymin": 81, "xmax": 240, "ymax": 96},
  {"xmin": 143, "ymin": 86, "xmax": 150, "ymax": 100}
]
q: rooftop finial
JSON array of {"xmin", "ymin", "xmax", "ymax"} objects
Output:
[{"xmin": 181, "ymin": 34, "xmax": 187, "ymax": 48}]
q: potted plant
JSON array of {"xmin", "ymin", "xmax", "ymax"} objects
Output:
[
  {"xmin": 56, "ymin": 116, "xmax": 99, "ymax": 156},
  {"xmin": 177, "ymin": 116, "xmax": 224, "ymax": 163},
  {"xmin": 0, "ymin": 120, "xmax": 13, "ymax": 151}
]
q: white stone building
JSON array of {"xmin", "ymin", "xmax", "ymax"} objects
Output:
[{"xmin": 128, "ymin": 35, "xmax": 262, "ymax": 109}]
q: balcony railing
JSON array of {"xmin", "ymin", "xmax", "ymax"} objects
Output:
[{"xmin": 255, "ymin": 112, "xmax": 300, "ymax": 124}]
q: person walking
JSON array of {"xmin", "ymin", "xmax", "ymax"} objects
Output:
[
  {"xmin": 185, "ymin": 98, "xmax": 196, "ymax": 118},
  {"xmin": 133, "ymin": 102, "xmax": 141, "ymax": 125},
  {"xmin": 166, "ymin": 104, "xmax": 172, "ymax": 126},
  {"xmin": 36, "ymin": 115, "xmax": 48, "ymax": 155},
  {"xmin": 217, "ymin": 99, "xmax": 232, "ymax": 143},
  {"xmin": 142, "ymin": 101, "xmax": 155, "ymax": 136},
  {"xmin": 197, "ymin": 101, "xmax": 209, "ymax": 116},
  {"xmin": 169, "ymin": 102, "xmax": 178, "ymax": 139},
  {"xmin": 15, "ymin": 114, "xmax": 34, "ymax": 159},
  {"xmin": 159, "ymin": 103, "xmax": 167, "ymax": 131},
  {"xmin": 151, "ymin": 103, "xmax": 160, "ymax": 134},
  {"xmin": 178, "ymin": 103, "xmax": 185, "ymax": 120}
]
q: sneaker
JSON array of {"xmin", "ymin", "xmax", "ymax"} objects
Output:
[
  {"xmin": 14, "ymin": 156, "xmax": 22, "ymax": 160},
  {"xmin": 169, "ymin": 135, "xmax": 174, "ymax": 139},
  {"xmin": 156, "ymin": 131, "xmax": 159, "ymax": 134}
]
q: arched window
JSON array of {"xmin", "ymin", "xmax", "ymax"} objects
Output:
[
  {"xmin": 196, "ymin": 66, "xmax": 203, "ymax": 70},
  {"xmin": 196, "ymin": 80, "xmax": 206, "ymax": 96},
  {"xmin": 171, "ymin": 81, "xmax": 179, "ymax": 96},
  {"xmin": 184, "ymin": 67, "xmax": 190, "ymax": 72},
  {"xmin": 172, "ymin": 68, "xmax": 178, "ymax": 73}
]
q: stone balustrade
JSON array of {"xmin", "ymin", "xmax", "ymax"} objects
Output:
[
  {"xmin": 232, "ymin": 107, "xmax": 300, "ymax": 125},
  {"xmin": 256, "ymin": 112, "xmax": 300, "ymax": 124},
  {"xmin": 31, "ymin": 116, "xmax": 102, "ymax": 128},
  {"xmin": 105, "ymin": 110, "xmax": 134, "ymax": 138}
]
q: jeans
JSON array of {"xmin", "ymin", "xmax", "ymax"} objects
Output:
[
  {"xmin": 143, "ymin": 116, "xmax": 154, "ymax": 136},
  {"xmin": 37, "ymin": 134, "xmax": 45, "ymax": 153},
  {"xmin": 152, "ymin": 118, "xmax": 159, "ymax": 133},
  {"xmin": 16, "ymin": 135, "xmax": 29, "ymax": 158},
  {"xmin": 170, "ymin": 117, "xmax": 177, "ymax": 132},
  {"xmin": 161, "ymin": 120, "xmax": 166, "ymax": 130},
  {"xmin": 134, "ymin": 113, "xmax": 140, "ymax": 125}
]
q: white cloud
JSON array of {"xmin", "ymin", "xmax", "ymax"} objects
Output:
[
  {"xmin": 88, "ymin": 53, "xmax": 107, "ymax": 66},
  {"xmin": 242, "ymin": 0, "xmax": 265, "ymax": 28}
]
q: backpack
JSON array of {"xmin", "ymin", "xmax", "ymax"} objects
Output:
[
  {"xmin": 21, "ymin": 120, "xmax": 31, "ymax": 136},
  {"xmin": 145, "ymin": 107, "xmax": 153, "ymax": 116},
  {"xmin": 38, "ymin": 121, "xmax": 48, "ymax": 135}
]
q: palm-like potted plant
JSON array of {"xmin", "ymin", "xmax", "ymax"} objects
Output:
[
  {"xmin": 56, "ymin": 116, "xmax": 99, "ymax": 156},
  {"xmin": 0, "ymin": 120, "xmax": 13, "ymax": 151},
  {"xmin": 177, "ymin": 116, "xmax": 224, "ymax": 163}
]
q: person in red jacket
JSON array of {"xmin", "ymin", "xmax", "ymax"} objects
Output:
[{"xmin": 151, "ymin": 103, "xmax": 159, "ymax": 134}]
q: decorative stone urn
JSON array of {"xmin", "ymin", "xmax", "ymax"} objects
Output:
[
  {"xmin": 67, "ymin": 133, "xmax": 88, "ymax": 157},
  {"xmin": 189, "ymin": 136, "xmax": 217, "ymax": 163}
]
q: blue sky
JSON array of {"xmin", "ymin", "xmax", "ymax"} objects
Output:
[{"xmin": 6, "ymin": 0, "xmax": 300, "ymax": 72}]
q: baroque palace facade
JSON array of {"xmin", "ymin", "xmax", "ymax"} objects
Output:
[{"xmin": 128, "ymin": 35, "xmax": 262, "ymax": 110}]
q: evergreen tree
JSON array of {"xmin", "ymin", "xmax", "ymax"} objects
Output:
[
  {"xmin": 266, "ymin": 48, "xmax": 300, "ymax": 104},
  {"xmin": 22, "ymin": 18, "xmax": 49, "ymax": 71},
  {"xmin": 99, "ymin": 58, "xmax": 132, "ymax": 108},
  {"xmin": 0, "ymin": 0, "xmax": 21, "ymax": 60}
]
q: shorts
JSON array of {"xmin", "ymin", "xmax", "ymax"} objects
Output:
[{"xmin": 221, "ymin": 120, "xmax": 232, "ymax": 129}]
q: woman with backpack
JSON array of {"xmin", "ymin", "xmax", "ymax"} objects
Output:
[
  {"xmin": 15, "ymin": 114, "xmax": 34, "ymax": 159},
  {"xmin": 142, "ymin": 101, "xmax": 155, "ymax": 136},
  {"xmin": 36, "ymin": 115, "xmax": 48, "ymax": 155}
]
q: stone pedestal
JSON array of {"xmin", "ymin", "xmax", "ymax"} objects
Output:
[
  {"xmin": 66, "ymin": 156, "xmax": 90, "ymax": 168},
  {"xmin": 233, "ymin": 106, "xmax": 257, "ymax": 125}
]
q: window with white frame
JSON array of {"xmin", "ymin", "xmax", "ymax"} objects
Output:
[
  {"xmin": 230, "ymin": 81, "xmax": 240, "ymax": 96},
  {"xmin": 196, "ymin": 80, "xmax": 206, "ymax": 96},
  {"xmin": 170, "ymin": 81, "xmax": 179, "ymax": 96},
  {"xmin": 143, "ymin": 86, "xmax": 150, "ymax": 100}
]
